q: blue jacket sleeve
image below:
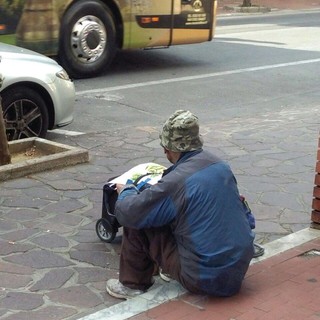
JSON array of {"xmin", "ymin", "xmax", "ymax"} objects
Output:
[{"xmin": 115, "ymin": 178, "xmax": 177, "ymax": 229}]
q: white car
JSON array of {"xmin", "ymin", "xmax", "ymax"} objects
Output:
[{"xmin": 0, "ymin": 43, "xmax": 75, "ymax": 141}]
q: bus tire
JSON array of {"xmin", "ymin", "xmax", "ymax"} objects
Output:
[
  {"xmin": 1, "ymin": 86, "xmax": 49, "ymax": 141},
  {"xmin": 58, "ymin": 0, "xmax": 117, "ymax": 79}
]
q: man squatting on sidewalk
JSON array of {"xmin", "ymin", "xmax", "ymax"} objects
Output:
[{"xmin": 106, "ymin": 110, "xmax": 254, "ymax": 299}]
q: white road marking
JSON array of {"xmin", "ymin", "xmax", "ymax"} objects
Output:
[
  {"xmin": 49, "ymin": 129, "xmax": 85, "ymax": 136},
  {"xmin": 76, "ymin": 58, "xmax": 320, "ymax": 96}
]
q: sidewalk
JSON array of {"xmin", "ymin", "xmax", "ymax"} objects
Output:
[
  {"xmin": 217, "ymin": 0, "xmax": 320, "ymax": 14},
  {"xmin": 78, "ymin": 228, "xmax": 320, "ymax": 320}
]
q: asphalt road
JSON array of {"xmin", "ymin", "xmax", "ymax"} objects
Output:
[{"xmin": 66, "ymin": 10, "xmax": 320, "ymax": 133}]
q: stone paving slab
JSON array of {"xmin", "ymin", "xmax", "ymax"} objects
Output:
[
  {"xmin": 1, "ymin": 109, "xmax": 318, "ymax": 318},
  {"xmin": 1, "ymin": 97, "xmax": 319, "ymax": 319}
]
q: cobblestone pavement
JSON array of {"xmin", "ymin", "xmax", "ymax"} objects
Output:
[
  {"xmin": 1, "ymin": 2, "xmax": 320, "ymax": 320},
  {"xmin": 1, "ymin": 104, "xmax": 318, "ymax": 319}
]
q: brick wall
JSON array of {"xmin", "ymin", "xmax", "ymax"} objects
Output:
[{"xmin": 312, "ymin": 136, "xmax": 320, "ymax": 225}]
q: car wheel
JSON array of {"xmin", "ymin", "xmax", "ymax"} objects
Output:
[
  {"xmin": 58, "ymin": 0, "xmax": 117, "ymax": 79},
  {"xmin": 1, "ymin": 87, "xmax": 49, "ymax": 141}
]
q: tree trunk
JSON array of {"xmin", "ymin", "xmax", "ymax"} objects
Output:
[
  {"xmin": 243, "ymin": 0, "xmax": 252, "ymax": 6},
  {"xmin": 0, "ymin": 97, "xmax": 11, "ymax": 165}
]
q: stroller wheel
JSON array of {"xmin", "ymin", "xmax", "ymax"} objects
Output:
[{"xmin": 96, "ymin": 218, "xmax": 116, "ymax": 243}]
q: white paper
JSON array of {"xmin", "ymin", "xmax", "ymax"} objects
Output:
[{"xmin": 110, "ymin": 163, "xmax": 166, "ymax": 185}]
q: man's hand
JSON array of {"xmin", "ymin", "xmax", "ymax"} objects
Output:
[{"xmin": 116, "ymin": 183, "xmax": 125, "ymax": 194}]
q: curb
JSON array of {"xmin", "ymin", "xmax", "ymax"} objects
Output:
[
  {"xmin": 0, "ymin": 137, "xmax": 89, "ymax": 181},
  {"xmin": 223, "ymin": 5, "xmax": 271, "ymax": 13}
]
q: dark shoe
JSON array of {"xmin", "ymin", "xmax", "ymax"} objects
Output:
[
  {"xmin": 253, "ymin": 243, "xmax": 265, "ymax": 258},
  {"xmin": 106, "ymin": 279, "xmax": 145, "ymax": 299}
]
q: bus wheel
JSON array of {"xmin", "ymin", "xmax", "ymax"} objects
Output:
[
  {"xmin": 1, "ymin": 87, "xmax": 49, "ymax": 141},
  {"xmin": 58, "ymin": 0, "xmax": 117, "ymax": 79}
]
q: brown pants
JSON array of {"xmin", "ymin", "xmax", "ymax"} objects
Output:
[{"xmin": 119, "ymin": 225, "xmax": 181, "ymax": 291}]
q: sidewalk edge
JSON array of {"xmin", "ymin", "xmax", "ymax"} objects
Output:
[{"xmin": 78, "ymin": 227, "xmax": 320, "ymax": 320}]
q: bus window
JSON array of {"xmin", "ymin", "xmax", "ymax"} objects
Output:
[{"xmin": 0, "ymin": 0, "xmax": 217, "ymax": 79}]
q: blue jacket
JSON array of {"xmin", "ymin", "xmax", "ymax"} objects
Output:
[{"xmin": 115, "ymin": 149, "xmax": 254, "ymax": 296}]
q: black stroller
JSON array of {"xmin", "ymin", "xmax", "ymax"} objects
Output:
[
  {"xmin": 95, "ymin": 172, "xmax": 156, "ymax": 243},
  {"xmin": 95, "ymin": 182, "xmax": 120, "ymax": 243}
]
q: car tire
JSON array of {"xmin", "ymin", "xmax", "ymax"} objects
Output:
[
  {"xmin": 58, "ymin": 0, "xmax": 117, "ymax": 79},
  {"xmin": 1, "ymin": 86, "xmax": 49, "ymax": 141}
]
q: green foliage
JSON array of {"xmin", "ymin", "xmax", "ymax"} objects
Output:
[
  {"xmin": 0, "ymin": 34, "xmax": 16, "ymax": 45},
  {"xmin": 0, "ymin": 0, "xmax": 25, "ymax": 26},
  {"xmin": 0, "ymin": 0, "xmax": 24, "ymax": 15}
]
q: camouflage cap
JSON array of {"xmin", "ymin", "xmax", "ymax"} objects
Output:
[{"xmin": 159, "ymin": 110, "xmax": 203, "ymax": 152}]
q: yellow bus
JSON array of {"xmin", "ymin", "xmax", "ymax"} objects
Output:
[{"xmin": 0, "ymin": 0, "xmax": 217, "ymax": 78}]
